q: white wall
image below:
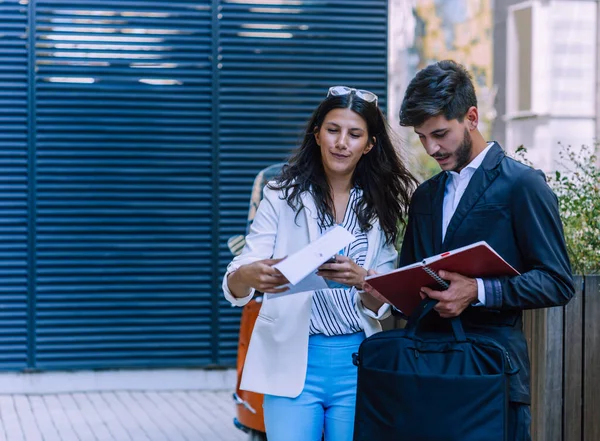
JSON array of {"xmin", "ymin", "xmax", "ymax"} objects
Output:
[
  {"xmin": 505, "ymin": 0, "xmax": 598, "ymax": 172},
  {"xmin": 550, "ymin": 1, "xmax": 597, "ymax": 118},
  {"xmin": 506, "ymin": 117, "xmax": 595, "ymax": 171}
]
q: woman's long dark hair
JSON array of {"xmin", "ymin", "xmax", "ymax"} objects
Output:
[{"xmin": 269, "ymin": 92, "xmax": 418, "ymax": 244}]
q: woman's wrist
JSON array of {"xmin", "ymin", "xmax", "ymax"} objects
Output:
[
  {"xmin": 227, "ymin": 267, "xmax": 252, "ymax": 298},
  {"xmin": 358, "ymin": 288, "xmax": 384, "ymax": 313},
  {"xmin": 354, "ymin": 267, "xmax": 368, "ymax": 290}
]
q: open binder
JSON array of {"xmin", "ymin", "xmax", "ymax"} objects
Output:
[{"xmin": 365, "ymin": 241, "xmax": 520, "ymax": 316}]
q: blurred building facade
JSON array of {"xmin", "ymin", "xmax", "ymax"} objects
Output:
[
  {"xmin": 390, "ymin": 0, "xmax": 600, "ymax": 173},
  {"xmin": 493, "ymin": 0, "xmax": 598, "ymax": 171},
  {"xmin": 389, "ymin": 0, "xmax": 496, "ymax": 178}
]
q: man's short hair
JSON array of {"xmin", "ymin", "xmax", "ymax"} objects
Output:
[{"xmin": 399, "ymin": 60, "xmax": 477, "ymax": 127}]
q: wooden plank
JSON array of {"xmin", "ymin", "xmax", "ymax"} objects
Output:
[
  {"xmin": 531, "ymin": 308, "xmax": 545, "ymax": 441},
  {"xmin": 584, "ymin": 275, "xmax": 600, "ymax": 441},
  {"xmin": 522, "ymin": 310, "xmax": 536, "ymax": 438},
  {"xmin": 526, "ymin": 306, "xmax": 564, "ymax": 441},
  {"xmin": 564, "ymin": 275, "xmax": 584, "ymax": 441},
  {"xmin": 543, "ymin": 306, "xmax": 565, "ymax": 441}
]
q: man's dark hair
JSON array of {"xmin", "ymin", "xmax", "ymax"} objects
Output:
[{"xmin": 399, "ymin": 60, "xmax": 477, "ymax": 127}]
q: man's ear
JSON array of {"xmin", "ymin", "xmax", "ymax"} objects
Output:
[{"xmin": 466, "ymin": 106, "xmax": 479, "ymax": 130}]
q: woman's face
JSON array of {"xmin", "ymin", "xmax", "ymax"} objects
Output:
[{"xmin": 314, "ymin": 107, "xmax": 374, "ymax": 181}]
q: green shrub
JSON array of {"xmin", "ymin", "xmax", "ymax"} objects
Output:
[{"xmin": 515, "ymin": 143, "xmax": 600, "ymax": 275}]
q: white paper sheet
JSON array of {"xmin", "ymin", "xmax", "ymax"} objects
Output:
[
  {"xmin": 273, "ymin": 225, "xmax": 355, "ymax": 285},
  {"xmin": 265, "ymin": 271, "xmax": 329, "ymax": 297}
]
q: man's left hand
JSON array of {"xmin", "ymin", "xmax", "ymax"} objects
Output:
[{"xmin": 420, "ymin": 270, "xmax": 478, "ymax": 318}]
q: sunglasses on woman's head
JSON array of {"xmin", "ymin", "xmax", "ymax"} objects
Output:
[{"xmin": 327, "ymin": 86, "xmax": 378, "ymax": 106}]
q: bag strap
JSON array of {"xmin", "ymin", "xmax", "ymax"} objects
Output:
[
  {"xmin": 405, "ymin": 298, "xmax": 437, "ymax": 337},
  {"xmin": 406, "ymin": 298, "xmax": 437, "ymax": 331},
  {"xmin": 449, "ymin": 317, "xmax": 467, "ymax": 342},
  {"xmin": 406, "ymin": 298, "xmax": 467, "ymax": 342}
]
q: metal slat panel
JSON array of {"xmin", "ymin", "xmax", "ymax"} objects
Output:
[
  {"xmin": 34, "ymin": 0, "xmax": 214, "ymax": 369},
  {"xmin": 217, "ymin": 0, "xmax": 388, "ymax": 363},
  {"xmin": 0, "ymin": 1, "xmax": 29, "ymax": 371}
]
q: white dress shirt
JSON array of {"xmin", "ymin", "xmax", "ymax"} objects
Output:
[{"xmin": 442, "ymin": 142, "xmax": 494, "ymax": 305}]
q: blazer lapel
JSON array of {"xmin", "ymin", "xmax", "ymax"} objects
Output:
[
  {"xmin": 431, "ymin": 173, "xmax": 447, "ymax": 255},
  {"xmin": 364, "ymin": 219, "xmax": 381, "ymax": 268},
  {"xmin": 442, "ymin": 143, "xmax": 505, "ymax": 249},
  {"xmin": 300, "ymin": 191, "xmax": 320, "ymax": 242}
]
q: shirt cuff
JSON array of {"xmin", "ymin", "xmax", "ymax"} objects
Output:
[
  {"xmin": 472, "ymin": 278, "xmax": 486, "ymax": 307},
  {"xmin": 222, "ymin": 266, "xmax": 255, "ymax": 307},
  {"xmin": 357, "ymin": 290, "xmax": 391, "ymax": 320}
]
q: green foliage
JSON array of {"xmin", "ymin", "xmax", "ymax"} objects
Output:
[
  {"xmin": 514, "ymin": 143, "xmax": 600, "ymax": 275},
  {"xmin": 412, "ymin": 148, "xmax": 441, "ymax": 182}
]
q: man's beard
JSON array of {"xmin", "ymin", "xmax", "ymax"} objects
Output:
[{"xmin": 452, "ymin": 128, "xmax": 473, "ymax": 172}]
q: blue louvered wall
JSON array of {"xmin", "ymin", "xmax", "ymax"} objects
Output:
[
  {"xmin": 0, "ymin": 0, "xmax": 388, "ymax": 371},
  {"xmin": 217, "ymin": 0, "xmax": 389, "ymax": 363},
  {"xmin": 0, "ymin": 0, "xmax": 29, "ymax": 370}
]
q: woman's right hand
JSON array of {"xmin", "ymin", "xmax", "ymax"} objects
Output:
[{"xmin": 227, "ymin": 258, "xmax": 290, "ymax": 298}]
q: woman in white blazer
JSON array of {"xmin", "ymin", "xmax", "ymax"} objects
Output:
[{"xmin": 223, "ymin": 86, "xmax": 417, "ymax": 441}]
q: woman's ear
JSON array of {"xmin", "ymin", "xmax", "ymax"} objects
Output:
[
  {"xmin": 363, "ymin": 137, "xmax": 376, "ymax": 155},
  {"xmin": 314, "ymin": 126, "xmax": 321, "ymax": 146}
]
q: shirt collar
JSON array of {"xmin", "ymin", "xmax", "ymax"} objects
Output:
[{"xmin": 448, "ymin": 142, "xmax": 494, "ymax": 179}]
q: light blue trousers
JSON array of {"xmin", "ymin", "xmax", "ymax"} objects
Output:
[{"xmin": 263, "ymin": 332, "xmax": 364, "ymax": 441}]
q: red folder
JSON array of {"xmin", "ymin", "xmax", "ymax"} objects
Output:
[{"xmin": 365, "ymin": 241, "xmax": 520, "ymax": 316}]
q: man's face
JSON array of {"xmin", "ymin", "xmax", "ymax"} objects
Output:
[{"xmin": 414, "ymin": 115, "xmax": 473, "ymax": 173}]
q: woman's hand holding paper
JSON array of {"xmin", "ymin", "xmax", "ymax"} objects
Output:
[
  {"xmin": 317, "ymin": 255, "xmax": 368, "ymax": 289},
  {"xmin": 228, "ymin": 258, "xmax": 290, "ymax": 297}
]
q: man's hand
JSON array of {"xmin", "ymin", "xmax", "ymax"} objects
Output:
[{"xmin": 420, "ymin": 270, "xmax": 478, "ymax": 318}]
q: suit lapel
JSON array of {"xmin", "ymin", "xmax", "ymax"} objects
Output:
[
  {"xmin": 442, "ymin": 143, "xmax": 504, "ymax": 249},
  {"xmin": 431, "ymin": 173, "xmax": 447, "ymax": 255}
]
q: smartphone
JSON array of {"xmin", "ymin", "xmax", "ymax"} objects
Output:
[{"xmin": 324, "ymin": 255, "xmax": 337, "ymax": 264}]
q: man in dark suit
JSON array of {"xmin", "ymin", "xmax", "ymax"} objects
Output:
[{"xmin": 397, "ymin": 60, "xmax": 574, "ymax": 440}]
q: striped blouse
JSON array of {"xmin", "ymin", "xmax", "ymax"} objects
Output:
[{"xmin": 309, "ymin": 188, "xmax": 368, "ymax": 336}]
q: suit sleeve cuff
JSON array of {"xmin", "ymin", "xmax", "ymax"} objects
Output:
[{"xmin": 483, "ymin": 278, "xmax": 503, "ymax": 309}]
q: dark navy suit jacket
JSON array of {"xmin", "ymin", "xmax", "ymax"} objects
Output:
[{"xmin": 399, "ymin": 142, "xmax": 574, "ymax": 403}]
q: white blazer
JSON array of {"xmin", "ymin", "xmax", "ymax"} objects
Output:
[{"xmin": 222, "ymin": 184, "xmax": 397, "ymax": 398}]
